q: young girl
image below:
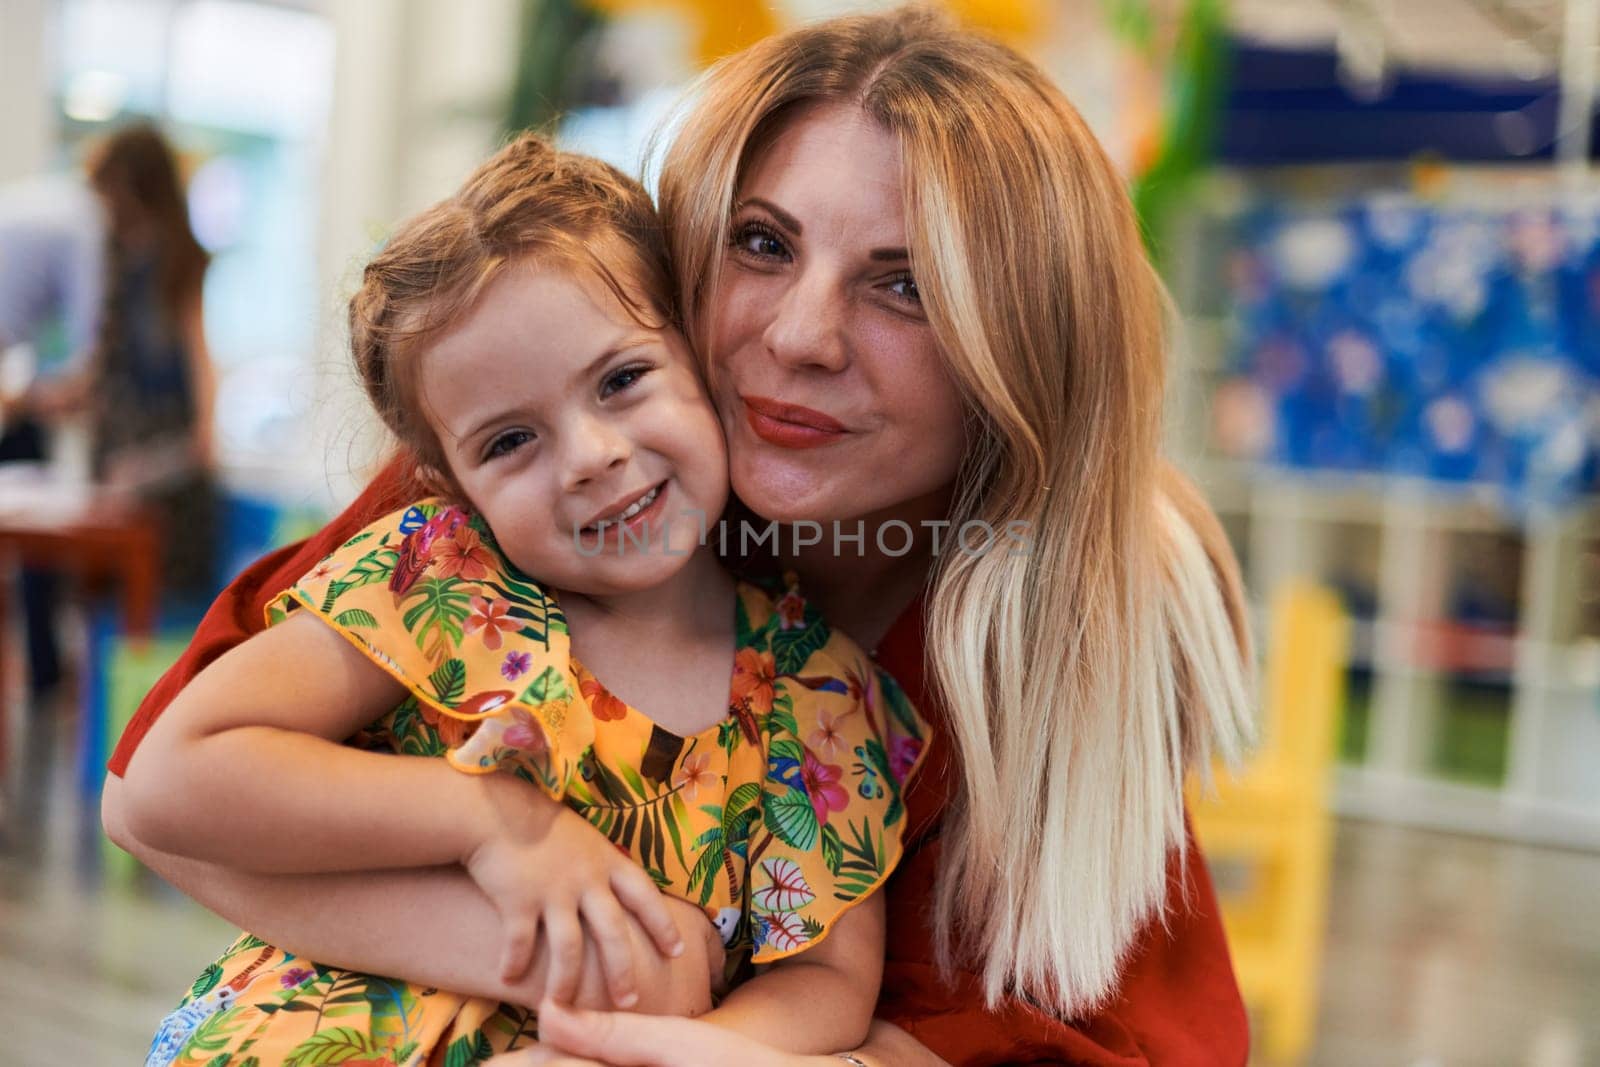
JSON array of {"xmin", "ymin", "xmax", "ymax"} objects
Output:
[{"xmin": 121, "ymin": 133, "xmax": 926, "ymax": 1066}]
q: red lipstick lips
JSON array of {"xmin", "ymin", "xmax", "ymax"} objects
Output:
[{"xmin": 743, "ymin": 395, "xmax": 847, "ymax": 449}]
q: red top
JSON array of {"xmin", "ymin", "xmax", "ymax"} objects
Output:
[{"xmin": 107, "ymin": 455, "xmax": 1248, "ymax": 1066}]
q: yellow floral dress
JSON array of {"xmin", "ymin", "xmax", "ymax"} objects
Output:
[{"xmin": 145, "ymin": 499, "xmax": 928, "ymax": 1067}]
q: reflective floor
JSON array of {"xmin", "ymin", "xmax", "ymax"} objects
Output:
[{"xmin": 1, "ymin": 689, "xmax": 1597, "ymax": 1066}]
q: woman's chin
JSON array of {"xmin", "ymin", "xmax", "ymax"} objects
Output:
[{"xmin": 729, "ymin": 454, "xmax": 856, "ymax": 526}]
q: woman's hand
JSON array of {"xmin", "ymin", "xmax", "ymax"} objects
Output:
[
  {"xmin": 485, "ymin": 1000, "xmax": 836, "ymax": 1066},
  {"xmin": 466, "ymin": 776, "xmax": 688, "ymax": 1007}
]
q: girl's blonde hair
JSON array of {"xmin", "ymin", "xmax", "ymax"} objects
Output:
[
  {"xmin": 349, "ymin": 132, "xmax": 674, "ymax": 478},
  {"xmin": 658, "ymin": 6, "xmax": 1255, "ymax": 1017}
]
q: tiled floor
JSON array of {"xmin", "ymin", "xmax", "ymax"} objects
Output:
[{"xmin": 2, "ymin": 691, "xmax": 1597, "ymax": 1066}]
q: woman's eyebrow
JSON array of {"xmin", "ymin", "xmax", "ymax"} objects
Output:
[
  {"xmin": 869, "ymin": 247, "xmax": 909, "ymax": 262},
  {"xmin": 738, "ymin": 197, "xmax": 802, "ymax": 234}
]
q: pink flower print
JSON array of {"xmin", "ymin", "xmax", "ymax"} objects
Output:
[
  {"xmin": 280, "ymin": 967, "xmax": 314, "ymax": 989},
  {"xmin": 306, "ymin": 560, "xmax": 338, "ymax": 584},
  {"xmin": 671, "ymin": 750, "xmax": 717, "ymax": 802},
  {"xmin": 806, "ymin": 708, "xmax": 847, "ymax": 760},
  {"xmin": 800, "ymin": 749, "xmax": 849, "ymax": 824},
  {"xmin": 775, "ymin": 590, "xmax": 807, "ymax": 630},
  {"xmin": 501, "ymin": 650, "xmax": 533, "ymax": 681},
  {"xmin": 890, "ymin": 734, "xmax": 924, "ymax": 783},
  {"xmin": 502, "ymin": 707, "xmax": 548, "ymax": 754},
  {"xmin": 464, "ymin": 596, "xmax": 519, "ymax": 650},
  {"xmin": 434, "ymin": 526, "xmax": 495, "ymax": 582}
]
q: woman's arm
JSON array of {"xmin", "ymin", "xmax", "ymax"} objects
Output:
[
  {"xmin": 102, "ymin": 773, "xmax": 722, "ymax": 1016},
  {"xmin": 485, "ymin": 1000, "xmax": 951, "ymax": 1066}
]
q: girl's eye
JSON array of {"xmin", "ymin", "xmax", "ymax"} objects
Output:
[
  {"xmin": 731, "ymin": 221, "xmax": 789, "ymax": 261},
  {"xmin": 486, "ymin": 429, "xmax": 533, "ymax": 460},
  {"xmin": 886, "ymin": 273, "xmax": 921, "ymax": 305},
  {"xmin": 600, "ymin": 364, "xmax": 651, "ymax": 398}
]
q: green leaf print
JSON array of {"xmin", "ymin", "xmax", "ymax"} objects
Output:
[
  {"xmin": 333, "ymin": 608, "xmax": 379, "ymax": 629},
  {"xmin": 878, "ymin": 669, "xmax": 922, "ymax": 737},
  {"xmin": 444, "ymin": 1030, "xmax": 495, "ymax": 1067},
  {"xmin": 319, "ymin": 545, "xmax": 400, "ymax": 613},
  {"xmin": 282, "ymin": 1026, "xmax": 378, "ymax": 1066},
  {"xmin": 429, "ymin": 658, "xmax": 467, "ymax": 706},
  {"xmin": 366, "ymin": 975, "xmax": 427, "ymax": 1049},
  {"xmin": 189, "ymin": 962, "xmax": 223, "ymax": 999},
  {"xmin": 734, "ymin": 593, "xmax": 755, "ymax": 648},
  {"xmin": 820, "ymin": 823, "xmax": 844, "ymax": 876},
  {"xmin": 338, "ymin": 530, "xmax": 375, "ymax": 549},
  {"xmin": 834, "ymin": 817, "xmax": 885, "ymax": 901},
  {"xmin": 765, "ymin": 787, "xmax": 819, "ymax": 850},
  {"xmin": 202, "ymin": 1054, "xmax": 232, "ymax": 1067},
  {"xmin": 519, "ymin": 665, "xmax": 570, "ymax": 704},
  {"xmin": 772, "ymin": 618, "xmax": 830, "ymax": 676},
  {"xmin": 764, "ymin": 704, "xmax": 800, "ymax": 741},
  {"xmin": 185, "ymin": 1007, "xmax": 247, "ymax": 1052},
  {"xmin": 402, "ymin": 576, "xmax": 473, "ymax": 654},
  {"xmin": 769, "ymin": 737, "xmax": 805, "ymax": 767},
  {"xmin": 855, "ymin": 738, "xmax": 902, "ymax": 827}
]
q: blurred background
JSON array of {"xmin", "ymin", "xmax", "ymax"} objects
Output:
[{"xmin": 1, "ymin": 1, "xmax": 1598, "ymax": 1064}]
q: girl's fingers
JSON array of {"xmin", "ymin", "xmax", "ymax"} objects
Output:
[
  {"xmin": 541, "ymin": 908, "xmax": 585, "ymax": 1004},
  {"xmin": 499, "ymin": 914, "xmax": 539, "ymax": 982},
  {"xmin": 579, "ymin": 889, "xmax": 639, "ymax": 1009},
  {"xmin": 609, "ymin": 866, "xmax": 685, "ymax": 958}
]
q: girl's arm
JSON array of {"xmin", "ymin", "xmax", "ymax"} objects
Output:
[
  {"xmin": 701, "ymin": 892, "xmax": 886, "ymax": 1053},
  {"xmin": 101, "ymin": 773, "xmax": 723, "ymax": 1017},
  {"xmin": 118, "ymin": 608, "xmax": 686, "ymax": 995},
  {"xmin": 120, "ymin": 609, "xmax": 515, "ymax": 874}
]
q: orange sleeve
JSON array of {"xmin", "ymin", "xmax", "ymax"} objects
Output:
[{"xmin": 105, "ymin": 454, "xmax": 428, "ymax": 778}]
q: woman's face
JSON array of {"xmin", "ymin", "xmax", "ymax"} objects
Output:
[{"xmin": 706, "ymin": 103, "xmax": 968, "ymax": 526}]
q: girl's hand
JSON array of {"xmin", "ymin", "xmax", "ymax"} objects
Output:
[
  {"xmin": 466, "ymin": 778, "xmax": 686, "ymax": 1007},
  {"xmin": 485, "ymin": 1000, "xmax": 835, "ymax": 1066}
]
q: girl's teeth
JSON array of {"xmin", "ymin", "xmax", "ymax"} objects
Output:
[{"xmin": 595, "ymin": 486, "xmax": 659, "ymax": 529}]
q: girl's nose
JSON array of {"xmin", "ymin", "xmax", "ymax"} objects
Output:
[{"xmin": 561, "ymin": 418, "xmax": 631, "ymax": 494}]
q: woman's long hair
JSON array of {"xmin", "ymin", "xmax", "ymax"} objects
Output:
[
  {"xmin": 657, "ymin": 6, "xmax": 1255, "ymax": 1017},
  {"xmin": 88, "ymin": 123, "xmax": 209, "ymax": 329}
]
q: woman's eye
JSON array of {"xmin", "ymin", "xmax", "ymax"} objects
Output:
[
  {"xmin": 886, "ymin": 273, "xmax": 921, "ymax": 305},
  {"xmin": 601, "ymin": 364, "xmax": 651, "ymax": 398},
  {"xmin": 731, "ymin": 221, "xmax": 789, "ymax": 260},
  {"xmin": 486, "ymin": 429, "xmax": 533, "ymax": 459}
]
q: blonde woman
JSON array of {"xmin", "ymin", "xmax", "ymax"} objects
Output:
[{"xmin": 104, "ymin": 8, "xmax": 1254, "ymax": 1064}]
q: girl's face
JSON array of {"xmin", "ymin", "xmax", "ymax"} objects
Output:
[
  {"xmin": 706, "ymin": 103, "xmax": 969, "ymax": 526},
  {"xmin": 419, "ymin": 261, "xmax": 728, "ymax": 597}
]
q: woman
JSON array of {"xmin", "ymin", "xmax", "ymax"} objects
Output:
[
  {"xmin": 87, "ymin": 123, "xmax": 219, "ymax": 598},
  {"xmin": 103, "ymin": 9, "xmax": 1254, "ymax": 1064}
]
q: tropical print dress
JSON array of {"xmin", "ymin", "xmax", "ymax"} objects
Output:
[{"xmin": 145, "ymin": 499, "xmax": 928, "ymax": 1067}]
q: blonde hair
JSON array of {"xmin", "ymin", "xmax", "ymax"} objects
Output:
[
  {"xmin": 658, "ymin": 6, "xmax": 1255, "ymax": 1017},
  {"xmin": 349, "ymin": 132, "xmax": 674, "ymax": 479}
]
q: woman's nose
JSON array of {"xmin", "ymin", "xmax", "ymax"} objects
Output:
[
  {"xmin": 762, "ymin": 269, "xmax": 849, "ymax": 373},
  {"xmin": 561, "ymin": 419, "xmax": 631, "ymax": 493}
]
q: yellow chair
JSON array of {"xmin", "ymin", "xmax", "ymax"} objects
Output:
[{"xmin": 1190, "ymin": 582, "xmax": 1349, "ymax": 1063}]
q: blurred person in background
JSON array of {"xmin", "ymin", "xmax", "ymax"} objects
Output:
[
  {"xmin": 81, "ymin": 124, "xmax": 218, "ymax": 603},
  {"xmin": 0, "ymin": 162, "xmax": 107, "ymax": 697}
]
